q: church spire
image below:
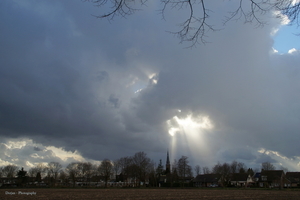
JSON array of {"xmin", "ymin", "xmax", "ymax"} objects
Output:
[
  {"xmin": 166, "ymin": 150, "xmax": 171, "ymax": 174},
  {"xmin": 167, "ymin": 151, "xmax": 170, "ymax": 165}
]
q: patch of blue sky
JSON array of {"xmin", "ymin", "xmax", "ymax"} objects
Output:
[
  {"xmin": 273, "ymin": 24, "xmax": 300, "ymax": 53},
  {"xmin": 132, "ymin": 81, "xmax": 147, "ymax": 94}
]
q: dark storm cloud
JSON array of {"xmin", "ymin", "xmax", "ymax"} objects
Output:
[
  {"xmin": 0, "ymin": 0, "xmax": 169, "ymax": 162},
  {"xmin": 1, "ymin": 0, "xmax": 300, "ymax": 170}
]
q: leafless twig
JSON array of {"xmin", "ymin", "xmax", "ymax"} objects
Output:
[{"xmin": 86, "ymin": 0, "xmax": 300, "ymax": 46}]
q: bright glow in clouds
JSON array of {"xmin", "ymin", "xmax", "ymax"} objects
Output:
[
  {"xmin": 46, "ymin": 146, "xmax": 85, "ymax": 162},
  {"xmin": 258, "ymin": 148, "xmax": 300, "ymax": 171},
  {"xmin": 132, "ymin": 72, "xmax": 158, "ymax": 94},
  {"xmin": 168, "ymin": 127, "xmax": 179, "ymax": 137},
  {"xmin": 148, "ymin": 73, "xmax": 158, "ymax": 85},
  {"xmin": 258, "ymin": 148, "xmax": 289, "ymax": 160},
  {"xmin": 167, "ymin": 113, "xmax": 214, "ymax": 162},
  {"xmin": 0, "ymin": 138, "xmax": 99, "ymax": 167},
  {"xmin": 3, "ymin": 140, "xmax": 27, "ymax": 149},
  {"xmin": 167, "ymin": 114, "xmax": 213, "ymax": 137}
]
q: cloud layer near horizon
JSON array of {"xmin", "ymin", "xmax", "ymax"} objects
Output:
[{"xmin": 1, "ymin": 0, "xmax": 300, "ymax": 171}]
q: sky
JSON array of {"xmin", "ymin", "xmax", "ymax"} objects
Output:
[
  {"xmin": 1, "ymin": 0, "xmax": 300, "ymax": 173},
  {"xmin": 273, "ymin": 25, "xmax": 300, "ymax": 53}
]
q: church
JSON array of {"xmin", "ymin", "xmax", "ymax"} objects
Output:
[{"xmin": 157, "ymin": 151, "xmax": 179, "ymax": 186}]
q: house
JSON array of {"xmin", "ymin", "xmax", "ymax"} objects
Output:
[
  {"xmin": 258, "ymin": 170, "xmax": 290, "ymax": 188},
  {"xmin": 230, "ymin": 173, "xmax": 254, "ymax": 187},
  {"xmin": 253, "ymin": 172, "xmax": 261, "ymax": 181},
  {"xmin": 193, "ymin": 174, "xmax": 220, "ymax": 187},
  {"xmin": 0, "ymin": 177, "xmax": 18, "ymax": 188},
  {"xmin": 116, "ymin": 173, "xmax": 127, "ymax": 182},
  {"xmin": 286, "ymin": 172, "xmax": 300, "ymax": 187}
]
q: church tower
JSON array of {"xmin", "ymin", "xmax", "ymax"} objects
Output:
[{"xmin": 166, "ymin": 151, "xmax": 171, "ymax": 174}]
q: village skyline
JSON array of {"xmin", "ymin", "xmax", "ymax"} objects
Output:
[{"xmin": 1, "ymin": 150, "xmax": 299, "ymax": 189}]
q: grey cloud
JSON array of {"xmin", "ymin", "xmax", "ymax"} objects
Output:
[
  {"xmin": 33, "ymin": 147, "xmax": 42, "ymax": 151},
  {"xmin": 1, "ymin": 0, "xmax": 300, "ymax": 170},
  {"xmin": 255, "ymin": 153, "xmax": 278, "ymax": 165},
  {"xmin": 219, "ymin": 148, "xmax": 257, "ymax": 162}
]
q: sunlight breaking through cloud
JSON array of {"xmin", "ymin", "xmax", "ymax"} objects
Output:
[
  {"xmin": 167, "ymin": 114, "xmax": 213, "ymax": 137},
  {"xmin": 166, "ymin": 113, "xmax": 214, "ymax": 166}
]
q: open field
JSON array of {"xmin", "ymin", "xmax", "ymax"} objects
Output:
[{"xmin": 1, "ymin": 188, "xmax": 300, "ymax": 200}]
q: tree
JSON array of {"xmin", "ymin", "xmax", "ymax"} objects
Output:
[
  {"xmin": 36, "ymin": 163, "xmax": 48, "ymax": 178},
  {"xmin": 230, "ymin": 161, "xmax": 238, "ymax": 173},
  {"xmin": 66, "ymin": 162, "xmax": 80, "ymax": 187},
  {"xmin": 98, "ymin": 159, "xmax": 113, "ymax": 187},
  {"xmin": 87, "ymin": 0, "xmax": 300, "ymax": 47},
  {"xmin": 28, "ymin": 167, "xmax": 39, "ymax": 178},
  {"xmin": 17, "ymin": 168, "xmax": 27, "ymax": 178},
  {"xmin": 279, "ymin": 166, "xmax": 289, "ymax": 173},
  {"xmin": 229, "ymin": 161, "xmax": 247, "ymax": 173},
  {"xmin": 80, "ymin": 162, "xmax": 96, "ymax": 186},
  {"xmin": 261, "ymin": 162, "xmax": 276, "ymax": 170},
  {"xmin": 220, "ymin": 163, "xmax": 231, "ymax": 187},
  {"xmin": 211, "ymin": 162, "xmax": 231, "ymax": 187},
  {"xmin": 47, "ymin": 162, "xmax": 62, "ymax": 186},
  {"xmin": 148, "ymin": 161, "xmax": 157, "ymax": 187},
  {"xmin": 117, "ymin": 156, "xmax": 132, "ymax": 177},
  {"xmin": 131, "ymin": 151, "xmax": 152, "ymax": 187},
  {"xmin": 202, "ymin": 166, "xmax": 210, "ymax": 174},
  {"xmin": 0, "ymin": 167, "xmax": 3, "ymax": 179},
  {"xmin": 211, "ymin": 162, "xmax": 222, "ymax": 174},
  {"xmin": 59, "ymin": 170, "xmax": 68, "ymax": 186},
  {"xmin": 194, "ymin": 165, "xmax": 201, "ymax": 176},
  {"xmin": 156, "ymin": 159, "xmax": 164, "ymax": 176},
  {"xmin": 17, "ymin": 167, "xmax": 27, "ymax": 186},
  {"xmin": 237, "ymin": 162, "xmax": 247, "ymax": 173},
  {"xmin": 171, "ymin": 159, "xmax": 179, "ymax": 186},
  {"xmin": 113, "ymin": 159, "xmax": 121, "ymax": 177},
  {"xmin": 177, "ymin": 156, "xmax": 193, "ymax": 187},
  {"xmin": 36, "ymin": 172, "xmax": 42, "ymax": 183},
  {"xmin": 247, "ymin": 168, "xmax": 255, "ymax": 176},
  {"xmin": 2, "ymin": 165, "xmax": 18, "ymax": 178},
  {"xmin": 156, "ymin": 159, "xmax": 164, "ymax": 185},
  {"xmin": 2, "ymin": 165, "xmax": 18, "ymax": 184}
]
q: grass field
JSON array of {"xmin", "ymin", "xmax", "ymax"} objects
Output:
[{"xmin": 1, "ymin": 188, "xmax": 300, "ymax": 200}]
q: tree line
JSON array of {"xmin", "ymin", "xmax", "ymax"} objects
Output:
[{"xmin": 0, "ymin": 151, "xmax": 285, "ymax": 187}]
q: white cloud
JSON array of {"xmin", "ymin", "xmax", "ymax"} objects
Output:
[
  {"xmin": 0, "ymin": 159, "xmax": 13, "ymax": 167},
  {"xmin": 258, "ymin": 148, "xmax": 300, "ymax": 171},
  {"xmin": 288, "ymin": 48, "xmax": 298, "ymax": 54},
  {"xmin": 3, "ymin": 140, "xmax": 28, "ymax": 149},
  {"xmin": 272, "ymin": 47, "xmax": 279, "ymax": 54},
  {"xmin": 292, "ymin": 0, "xmax": 300, "ymax": 6},
  {"xmin": 45, "ymin": 146, "xmax": 85, "ymax": 162},
  {"xmin": 274, "ymin": 11, "xmax": 291, "ymax": 26},
  {"xmin": 270, "ymin": 11, "xmax": 290, "ymax": 36},
  {"xmin": 0, "ymin": 138, "xmax": 99, "ymax": 168}
]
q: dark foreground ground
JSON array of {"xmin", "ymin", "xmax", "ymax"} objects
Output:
[{"xmin": 1, "ymin": 188, "xmax": 300, "ymax": 200}]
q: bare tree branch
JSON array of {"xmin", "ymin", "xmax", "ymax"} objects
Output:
[
  {"xmin": 161, "ymin": 0, "xmax": 215, "ymax": 47},
  {"xmin": 86, "ymin": 0, "xmax": 300, "ymax": 46},
  {"xmin": 88, "ymin": 0, "xmax": 148, "ymax": 20},
  {"xmin": 275, "ymin": 0, "xmax": 300, "ymax": 26},
  {"xmin": 224, "ymin": 0, "xmax": 273, "ymax": 27}
]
